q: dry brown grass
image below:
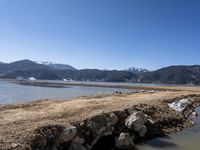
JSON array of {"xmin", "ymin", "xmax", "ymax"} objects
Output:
[{"xmin": 0, "ymin": 85, "xmax": 200, "ymax": 149}]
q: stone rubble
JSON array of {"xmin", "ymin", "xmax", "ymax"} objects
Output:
[
  {"xmin": 31, "ymin": 110, "xmax": 149, "ymax": 150},
  {"xmin": 30, "ymin": 95, "xmax": 199, "ymax": 150}
]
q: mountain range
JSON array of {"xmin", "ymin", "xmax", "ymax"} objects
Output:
[
  {"xmin": 35, "ymin": 61, "xmax": 76, "ymax": 71},
  {"xmin": 127, "ymin": 67, "xmax": 149, "ymax": 75},
  {"xmin": 139, "ymin": 65, "xmax": 200, "ymax": 85},
  {"xmin": 0, "ymin": 60, "xmax": 199, "ymax": 85},
  {"xmin": 0, "ymin": 60, "xmax": 137, "ymax": 82}
]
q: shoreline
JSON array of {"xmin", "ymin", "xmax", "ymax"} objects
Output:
[
  {"xmin": 8, "ymin": 79, "xmax": 200, "ymax": 92},
  {"xmin": 0, "ymin": 85, "xmax": 200, "ymax": 149}
]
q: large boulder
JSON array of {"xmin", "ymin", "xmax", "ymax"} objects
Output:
[
  {"xmin": 125, "ymin": 111, "xmax": 147, "ymax": 131},
  {"xmin": 71, "ymin": 135, "xmax": 85, "ymax": 145},
  {"xmin": 138, "ymin": 126, "xmax": 147, "ymax": 137},
  {"xmin": 115, "ymin": 132, "xmax": 134, "ymax": 149},
  {"xmin": 59, "ymin": 126, "xmax": 77, "ymax": 143},
  {"xmin": 87, "ymin": 113, "xmax": 117, "ymax": 136},
  {"xmin": 87, "ymin": 114, "xmax": 107, "ymax": 135}
]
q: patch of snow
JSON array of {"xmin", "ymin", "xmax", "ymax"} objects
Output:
[
  {"xmin": 63, "ymin": 78, "xmax": 68, "ymax": 81},
  {"xmin": 35, "ymin": 61, "xmax": 43, "ymax": 64},
  {"xmin": 168, "ymin": 99, "xmax": 191, "ymax": 112},
  {"xmin": 128, "ymin": 67, "xmax": 149, "ymax": 72},
  {"xmin": 69, "ymin": 78, "xmax": 74, "ymax": 81},
  {"xmin": 29, "ymin": 77, "xmax": 36, "ymax": 81},
  {"xmin": 36, "ymin": 61, "xmax": 56, "ymax": 65}
]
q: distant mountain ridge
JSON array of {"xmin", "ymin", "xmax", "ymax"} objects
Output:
[
  {"xmin": 0, "ymin": 60, "xmax": 199, "ymax": 85},
  {"xmin": 36, "ymin": 61, "xmax": 76, "ymax": 71},
  {"xmin": 0, "ymin": 60, "xmax": 137, "ymax": 82},
  {"xmin": 139, "ymin": 65, "xmax": 200, "ymax": 85},
  {"xmin": 0, "ymin": 60, "xmax": 58, "ymax": 80},
  {"xmin": 127, "ymin": 67, "xmax": 149, "ymax": 75}
]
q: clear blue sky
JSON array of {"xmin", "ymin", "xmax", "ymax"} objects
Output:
[{"xmin": 0, "ymin": 0, "xmax": 199, "ymax": 70}]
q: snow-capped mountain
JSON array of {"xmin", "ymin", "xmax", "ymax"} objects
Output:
[
  {"xmin": 36, "ymin": 61, "xmax": 55, "ymax": 65},
  {"xmin": 36, "ymin": 61, "xmax": 76, "ymax": 70},
  {"xmin": 128, "ymin": 67, "xmax": 149, "ymax": 75}
]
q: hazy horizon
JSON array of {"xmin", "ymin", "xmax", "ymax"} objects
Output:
[{"xmin": 0, "ymin": 0, "xmax": 199, "ymax": 70}]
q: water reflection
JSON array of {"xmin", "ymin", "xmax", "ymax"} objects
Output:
[{"xmin": 145, "ymin": 137, "xmax": 178, "ymax": 148}]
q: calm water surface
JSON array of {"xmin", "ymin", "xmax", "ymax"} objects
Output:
[
  {"xmin": 0, "ymin": 80, "xmax": 137, "ymax": 105},
  {"xmin": 50, "ymin": 80, "xmax": 183, "ymax": 87}
]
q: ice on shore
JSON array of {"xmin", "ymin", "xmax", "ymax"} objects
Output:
[
  {"xmin": 168, "ymin": 99, "xmax": 191, "ymax": 112},
  {"xmin": 29, "ymin": 77, "xmax": 36, "ymax": 80}
]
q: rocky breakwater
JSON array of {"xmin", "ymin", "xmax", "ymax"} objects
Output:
[
  {"xmin": 29, "ymin": 94, "xmax": 200, "ymax": 150},
  {"xmin": 30, "ymin": 109, "xmax": 153, "ymax": 150}
]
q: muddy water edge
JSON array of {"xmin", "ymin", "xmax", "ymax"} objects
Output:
[{"xmin": 136, "ymin": 106, "xmax": 200, "ymax": 150}]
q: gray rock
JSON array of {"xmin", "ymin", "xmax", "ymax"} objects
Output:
[
  {"xmin": 87, "ymin": 114, "xmax": 107, "ymax": 135},
  {"xmin": 125, "ymin": 111, "xmax": 147, "ymax": 131},
  {"xmin": 68, "ymin": 143, "xmax": 88, "ymax": 150},
  {"xmin": 60, "ymin": 126, "xmax": 77, "ymax": 143},
  {"xmin": 114, "ymin": 110, "xmax": 128, "ymax": 120},
  {"xmin": 138, "ymin": 126, "xmax": 147, "ymax": 137},
  {"xmin": 147, "ymin": 118, "xmax": 155, "ymax": 124},
  {"xmin": 11, "ymin": 143, "xmax": 19, "ymax": 148},
  {"xmin": 191, "ymin": 111, "xmax": 198, "ymax": 117},
  {"xmin": 80, "ymin": 122, "xmax": 85, "ymax": 127},
  {"xmin": 72, "ymin": 135, "xmax": 85, "ymax": 144},
  {"xmin": 115, "ymin": 132, "xmax": 134, "ymax": 149},
  {"xmin": 107, "ymin": 113, "xmax": 119, "ymax": 127}
]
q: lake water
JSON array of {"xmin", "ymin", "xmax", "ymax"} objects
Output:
[
  {"xmin": 49, "ymin": 80, "xmax": 184, "ymax": 87},
  {"xmin": 0, "ymin": 80, "xmax": 137, "ymax": 105},
  {"xmin": 136, "ymin": 106, "xmax": 200, "ymax": 150}
]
